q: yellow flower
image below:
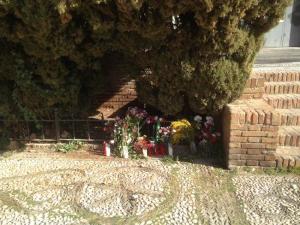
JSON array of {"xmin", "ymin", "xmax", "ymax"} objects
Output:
[{"xmin": 170, "ymin": 119, "xmax": 194, "ymax": 145}]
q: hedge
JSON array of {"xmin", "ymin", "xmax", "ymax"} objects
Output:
[{"xmin": 0, "ymin": 0, "xmax": 291, "ymax": 119}]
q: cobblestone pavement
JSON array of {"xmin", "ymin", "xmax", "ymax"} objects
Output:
[{"xmin": 0, "ymin": 154, "xmax": 299, "ymax": 225}]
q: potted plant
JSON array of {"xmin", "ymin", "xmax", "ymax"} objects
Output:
[
  {"xmin": 170, "ymin": 119, "xmax": 194, "ymax": 157},
  {"xmin": 193, "ymin": 115, "xmax": 221, "ymax": 158},
  {"xmin": 157, "ymin": 126, "xmax": 171, "ymax": 156},
  {"xmin": 133, "ymin": 136, "xmax": 150, "ymax": 158}
]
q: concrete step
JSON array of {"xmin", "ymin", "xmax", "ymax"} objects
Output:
[
  {"xmin": 278, "ymin": 126, "xmax": 300, "ymax": 147},
  {"xmin": 263, "ymin": 94, "xmax": 300, "ymax": 109},
  {"xmin": 262, "ymin": 71, "xmax": 300, "ymax": 82},
  {"xmin": 265, "ymin": 82, "xmax": 300, "ymax": 95},
  {"xmin": 276, "ymin": 109, "xmax": 300, "ymax": 126}
]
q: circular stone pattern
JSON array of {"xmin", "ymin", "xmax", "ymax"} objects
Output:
[
  {"xmin": 0, "ymin": 159, "xmax": 170, "ymax": 224},
  {"xmin": 233, "ymin": 175, "xmax": 300, "ymax": 225}
]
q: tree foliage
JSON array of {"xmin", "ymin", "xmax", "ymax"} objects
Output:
[{"xmin": 0, "ymin": 0, "xmax": 291, "ymax": 119}]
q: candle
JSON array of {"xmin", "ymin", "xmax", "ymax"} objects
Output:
[
  {"xmin": 168, "ymin": 142, "xmax": 173, "ymax": 157},
  {"xmin": 142, "ymin": 148, "xmax": 148, "ymax": 158},
  {"xmin": 106, "ymin": 143, "xmax": 111, "ymax": 157},
  {"xmin": 123, "ymin": 146, "xmax": 129, "ymax": 159}
]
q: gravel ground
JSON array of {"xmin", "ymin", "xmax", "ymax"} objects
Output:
[
  {"xmin": 233, "ymin": 175, "xmax": 300, "ymax": 225},
  {"xmin": 0, "ymin": 153, "xmax": 299, "ymax": 225}
]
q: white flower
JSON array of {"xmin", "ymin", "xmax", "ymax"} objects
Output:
[
  {"xmin": 110, "ymin": 140, "xmax": 115, "ymax": 144},
  {"xmin": 194, "ymin": 115, "xmax": 202, "ymax": 122},
  {"xmin": 200, "ymin": 139, "xmax": 207, "ymax": 145},
  {"xmin": 206, "ymin": 116, "xmax": 214, "ymax": 122},
  {"xmin": 172, "ymin": 129, "xmax": 176, "ymax": 133},
  {"xmin": 206, "ymin": 116, "xmax": 214, "ymax": 125}
]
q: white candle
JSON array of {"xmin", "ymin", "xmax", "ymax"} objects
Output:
[
  {"xmin": 106, "ymin": 143, "xmax": 111, "ymax": 157},
  {"xmin": 123, "ymin": 146, "xmax": 129, "ymax": 159},
  {"xmin": 168, "ymin": 143, "xmax": 173, "ymax": 157},
  {"xmin": 142, "ymin": 148, "xmax": 148, "ymax": 158}
]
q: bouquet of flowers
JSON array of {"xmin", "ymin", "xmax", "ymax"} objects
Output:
[
  {"xmin": 194, "ymin": 116, "xmax": 221, "ymax": 144},
  {"xmin": 170, "ymin": 119, "xmax": 194, "ymax": 145},
  {"xmin": 158, "ymin": 126, "xmax": 171, "ymax": 143},
  {"xmin": 193, "ymin": 115, "xmax": 221, "ymax": 156},
  {"xmin": 133, "ymin": 136, "xmax": 149, "ymax": 154},
  {"xmin": 103, "ymin": 107, "xmax": 150, "ymax": 157}
]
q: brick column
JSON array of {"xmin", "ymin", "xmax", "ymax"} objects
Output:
[{"xmin": 223, "ymin": 99, "xmax": 280, "ymax": 168}]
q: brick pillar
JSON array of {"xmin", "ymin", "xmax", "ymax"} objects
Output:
[{"xmin": 223, "ymin": 99, "xmax": 280, "ymax": 168}]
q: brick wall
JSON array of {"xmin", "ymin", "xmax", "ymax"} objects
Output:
[
  {"xmin": 95, "ymin": 80, "xmax": 137, "ymax": 119},
  {"xmin": 240, "ymin": 73, "xmax": 265, "ymax": 99},
  {"xmin": 223, "ymin": 70, "xmax": 300, "ymax": 169},
  {"xmin": 223, "ymin": 99, "xmax": 279, "ymax": 168}
]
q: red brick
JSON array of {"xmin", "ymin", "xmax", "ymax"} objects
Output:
[
  {"xmin": 247, "ymin": 137, "xmax": 261, "ymax": 143},
  {"xmin": 261, "ymin": 126, "xmax": 278, "ymax": 132},
  {"xmin": 229, "ymin": 148, "xmax": 247, "ymax": 154},
  {"xmin": 230, "ymin": 124, "xmax": 248, "ymax": 130},
  {"xmin": 265, "ymin": 154, "xmax": 276, "ymax": 161},
  {"xmin": 259, "ymin": 161, "xmax": 276, "ymax": 167},
  {"xmin": 271, "ymin": 112, "xmax": 281, "ymax": 126},
  {"xmin": 251, "ymin": 111, "xmax": 259, "ymax": 124},
  {"xmin": 257, "ymin": 110, "xmax": 265, "ymax": 124},
  {"xmin": 261, "ymin": 137, "xmax": 277, "ymax": 144},
  {"xmin": 246, "ymin": 160, "xmax": 259, "ymax": 166},
  {"xmin": 245, "ymin": 110, "xmax": 252, "ymax": 124},
  {"xmin": 248, "ymin": 125, "xmax": 262, "ymax": 131},
  {"xmin": 231, "ymin": 113, "xmax": 241, "ymax": 125},
  {"xmin": 282, "ymin": 157, "xmax": 290, "ymax": 168},
  {"xmin": 229, "ymin": 154, "xmax": 241, "ymax": 160},
  {"xmin": 241, "ymin": 155, "xmax": 264, "ymax": 160},
  {"xmin": 242, "ymin": 131, "xmax": 268, "ymax": 137},
  {"xmin": 241, "ymin": 143, "xmax": 265, "ymax": 149},
  {"xmin": 247, "ymin": 149, "xmax": 262, "ymax": 155},
  {"xmin": 239, "ymin": 111, "xmax": 246, "ymax": 124},
  {"xmin": 265, "ymin": 144, "xmax": 277, "ymax": 150},
  {"xmin": 276, "ymin": 157, "xmax": 283, "ymax": 168},
  {"xmin": 230, "ymin": 130, "xmax": 242, "ymax": 136},
  {"xmin": 230, "ymin": 136, "xmax": 248, "ymax": 142},
  {"xmin": 257, "ymin": 78, "xmax": 264, "ymax": 87},
  {"xmin": 229, "ymin": 143, "xmax": 241, "ymax": 148}
]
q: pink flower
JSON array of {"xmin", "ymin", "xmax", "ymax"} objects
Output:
[{"xmin": 146, "ymin": 116, "xmax": 156, "ymax": 124}]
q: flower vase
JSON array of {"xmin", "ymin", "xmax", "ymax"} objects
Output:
[
  {"xmin": 142, "ymin": 148, "xmax": 148, "ymax": 158},
  {"xmin": 122, "ymin": 146, "xmax": 129, "ymax": 159},
  {"xmin": 168, "ymin": 142, "xmax": 173, "ymax": 157}
]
